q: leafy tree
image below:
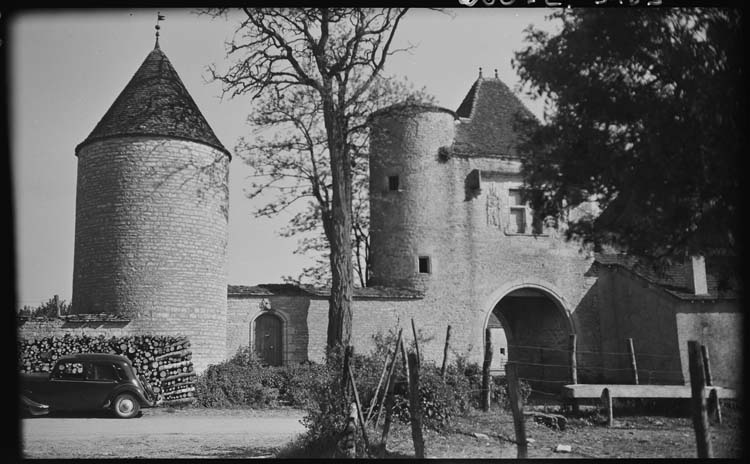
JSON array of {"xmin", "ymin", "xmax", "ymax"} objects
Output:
[
  {"xmin": 18, "ymin": 296, "xmax": 70, "ymax": 318},
  {"xmin": 207, "ymin": 8, "xmax": 417, "ymax": 350},
  {"xmin": 512, "ymin": 8, "xmax": 743, "ymax": 265},
  {"xmin": 237, "ymin": 77, "xmax": 433, "ymax": 288}
]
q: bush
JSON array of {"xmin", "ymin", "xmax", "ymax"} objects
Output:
[
  {"xmin": 195, "ymin": 347, "xmax": 282, "ymax": 408},
  {"xmin": 491, "ymin": 375, "xmax": 532, "ymax": 411}
]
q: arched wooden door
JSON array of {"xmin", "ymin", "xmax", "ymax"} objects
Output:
[{"xmin": 254, "ymin": 314, "xmax": 282, "ymax": 366}]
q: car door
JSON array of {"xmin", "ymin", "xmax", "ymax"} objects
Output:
[
  {"xmin": 82, "ymin": 362, "xmax": 120, "ymax": 407},
  {"xmin": 47, "ymin": 361, "xmax": 87, "ymax": 410}
]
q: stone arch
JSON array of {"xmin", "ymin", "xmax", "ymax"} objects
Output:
[
  {"xmin": 481, "ymin": 279, "xmax": 575, "ymax": 393},
  {"xmin": 249, "ymin": 307, "xmax": 289, "ymax": 366}
]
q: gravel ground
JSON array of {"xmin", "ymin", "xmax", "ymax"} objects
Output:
[{"xmin": 20, "ymin": 407, "xmax": 306, "ymax": 459}]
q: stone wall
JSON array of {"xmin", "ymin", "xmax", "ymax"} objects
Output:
[
  {"xmin": 596, "ymin": 265, "xmax": 741, "ymax": 388},
  {"xmin": 72, "ymin": 136, "xmax": 229, "ymax": 372}
]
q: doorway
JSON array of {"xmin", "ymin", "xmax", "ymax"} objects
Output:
[{"xmin": 254, "ymin": 313, "xmax": 283, "ymax": 366}]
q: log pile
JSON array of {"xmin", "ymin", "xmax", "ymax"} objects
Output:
[{"xmin": 18, "ymin": 334, "xmax": 196, "ymax": 405}]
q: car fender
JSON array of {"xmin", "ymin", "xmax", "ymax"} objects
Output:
[
  {"xmin": 21, "ymin": 395, "xmax": 50, "ymax": 416},
  {"xmin": 105, "ymin": 385, "xmax": 154, "ymax": 409}
]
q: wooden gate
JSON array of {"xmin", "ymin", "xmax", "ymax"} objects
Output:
[{"xmin": 254, "ymin": 314, "xmax": 282, "ymax": 366}]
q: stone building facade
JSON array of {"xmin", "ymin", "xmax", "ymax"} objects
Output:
[{"xmin": 17, "ymin": 46, "xmax": 741, "ymax": 389}]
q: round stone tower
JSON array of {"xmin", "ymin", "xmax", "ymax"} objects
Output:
[
  {"xmin": 72, "ymin": 42, "xmax": 230, "ymax": 371},
  {"xmin": 368, "ymin": 104, "xmax": 457, "ymax": 291}
]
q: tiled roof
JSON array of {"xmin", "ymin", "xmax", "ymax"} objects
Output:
[
  {"xmin": 594, "ymin": 253, "xmax": 739, "ymax": 300},
  {"xmin": 453, "ymin": 77, "xmax": 537, "ymax": 157},
  {"xmin": 76, "ymin": 46, "xmax": 229, "ymax": 157},
  {"xmin": 228, "ymin": 284, "xmax": 424, "ymax": 300}
]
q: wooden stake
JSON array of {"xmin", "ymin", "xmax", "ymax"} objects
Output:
[
  {"xmin": 601, "ymin": 387, "xmax": 613, "ymax": 427},
  {"xmin": 400, "ymin": 337, "xmax": 410, "ymax": 385},
  {"xmin": 367, "ymin": 346, "xmax": 393, "ymax": 423},
  {"xmin": 481, "ymin": 327, "xmax": 493, "ymax": 412},
  {"xmin": 441, "ymin": 325, "xmax": 452, "ymax": 379},
  {"xmin": 708, "ymin": 388, "xmax": 722, "ymax": 425},
  {"xmin": 407, "ymin": 352, "xmax": 424, "ymax": 459},
  {"xmin": 343, "ymin": 402, "xmax": 357, "ymax": 458},
  {"xmin": 347, "ymin": 363, "xmax": 371, "ymax": 455},
  {"xmin": 411, "ymin": 318, "xmax": 420, "ymax": 367},
  {"xmin": 342, "ymin": 345, "xmax": 353, "ymax": 400},
  {"xmin": 506, "ymin": 361, "xmax": 527, "ymax": 458},
  {"xmin": 380, "ymin": 339, "xmax": 402, "ymax": 453},
  {"xmin": 626, "ymin": 338, "xmax": 638, "ymax": 385},
  {"xmin": 374, "ymin": 329, "xmax": 403, "ymax": 427},
  {"xmin": 688, "ymin": 341, "xmax": 713, "ymax": 458},
  {"xmin": 700, "ymin": 345, "xmax": 713, "ymax": 387},
  {"xmin": 569, "ymin": 334, "xmax": 578, "ymax": 385}
]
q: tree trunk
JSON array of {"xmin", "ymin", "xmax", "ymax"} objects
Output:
[{"xmin": 322, "ymin": 89, "xmax": 354, "ymax": 352}]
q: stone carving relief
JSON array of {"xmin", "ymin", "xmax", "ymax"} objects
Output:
[{"xmin": 486, "ymin": 182, "xmax": 502, "ymax": 228}]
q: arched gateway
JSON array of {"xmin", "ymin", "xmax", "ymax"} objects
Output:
[{"xmin": 483, "ymin": 282, "xmax": 575, "ymax": 393}]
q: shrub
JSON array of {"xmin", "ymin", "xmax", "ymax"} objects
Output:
[
  {"xmin": 491, "ymin": 375, "xmax": 532, "ymax": 411},
  {"xmin": 195, "ymin": 347, "xmax": 281, "ymax": 408}
]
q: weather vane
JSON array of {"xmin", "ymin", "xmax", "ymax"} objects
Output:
[{"xmin": 155, "ymin": 12, "xmax": 166, "ymax": 48}]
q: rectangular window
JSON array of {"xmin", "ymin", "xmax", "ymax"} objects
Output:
[
  {"xmin": 388, "ymin": 175, "xmax": 400, "ymax": 191},
  {"xmin": 418, "ymin": 256, "xmax": 431, "ymax": 274},
  {"xmin": 86, "ymin": 363, "xmax": 118, "ymax": 381}
]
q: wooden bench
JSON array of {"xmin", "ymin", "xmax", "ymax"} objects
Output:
[{"xmin": 560, "ymin": 384, "xmax": 737, "ymax": 425}]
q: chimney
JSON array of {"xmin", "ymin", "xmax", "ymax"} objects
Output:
[{"xmin": 688, "ymin": 255, "xmax": 708, "ymax": 295}]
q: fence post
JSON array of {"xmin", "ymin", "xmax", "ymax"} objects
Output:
[
  {"xmin": 708, "ymin": 388, "xmax": 722, "ymax": 425},
  {"xmin": 441, "ymin": 325, "xmax": 452, "ymax": 379},
  {"xmin": 481, "ymin": 328, "xmax": 493, "ymax": 412},
  {"xmin": 688, "ymin": 340, "xmax": 713, "ymax": 458},
  {"xmin": 569, "ymin": 333, "xmax": 579, "ymax": 414},
  {"xmin": 505, "ymin": 361, "xmax": 527, "ymax": 458},
  {"xmin": 407, "ymin": 352, "xmax": 425, "ymax": 458},
  {"xmin": 569, "ymin": 334, "xmax": 578, "ymax": 384},
  {"xmin": 601, "ymin": 387, "xmax": 613, "ymax": 427},
  {"xmin": 626, "ymin": 338, "xmax": 638, "ymax": 385},
  {"xmin": 411, "ymin": 318, "xmax": 420, "ymax": 367},
  {"xmin": 700, "ymin": 345, "xmax": 713, "ymax": 387}
]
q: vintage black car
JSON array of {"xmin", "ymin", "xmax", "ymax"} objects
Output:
[{"xmin": 20, "ymin": 353, "xmax": 158, "ymax": 418}]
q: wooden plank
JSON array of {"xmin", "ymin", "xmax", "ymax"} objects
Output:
[
  {"xmin": 561, "ymin": 384, "xmax": 737, "ymax": 400},
  {"xmin": 347, "ymin": 363, "xmax": 371, "ymax": 456}
]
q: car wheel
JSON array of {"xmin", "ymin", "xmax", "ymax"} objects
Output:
[{"xmin": 112, "ymin": 393, "xmax": 140, "ymax": 419}]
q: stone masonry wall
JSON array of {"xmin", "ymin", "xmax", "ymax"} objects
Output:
[
  {"xmin": 369, "ymin": 107, "xmax": 600, "ymax": 369},
  {"xmin": 72, "ymin": 137, "xmax": 229, "ymax": 372}
]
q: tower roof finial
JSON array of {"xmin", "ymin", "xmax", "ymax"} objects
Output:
[
  {"xmin": 494, "ymin": 68, "xmax": 498, "ymax": 79},
  {"xmin": 478, "ymin": 67, "xmax": 483, "ymax": 78},
  {"xmin": 155, "ymin": 12, "xmax": 165, "ymax": 49}
]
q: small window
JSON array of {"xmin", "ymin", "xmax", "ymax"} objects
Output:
[
  {"xmin": 418, "ymin": 256, "xmax": 431, "ymax": 274},
  {"xmin": 500, "ymin": 347, "xmax": 506, "ymax": 355},
  {"xmin": 388, "ymin": 175, "xmax": 400, "ymax": 191}
]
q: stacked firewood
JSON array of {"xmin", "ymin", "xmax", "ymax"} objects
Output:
[{"xmin": 18, "ymin": 334, "xmax": 196, "ymax": 405}]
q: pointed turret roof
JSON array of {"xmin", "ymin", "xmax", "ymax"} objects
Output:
[
  {"xmin": 76, "ymin": 46, "xmax": 229, "ymax": 158},
  {"xmin": 453, "ymin": 75, "xmax": 537, "ymax": 157}
]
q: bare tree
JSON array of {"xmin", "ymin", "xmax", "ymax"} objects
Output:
[
  {"xmin": 208, "ymin": 8, "xmax": 414, "ymax": 350},
  {"xmin": 237, "ymin": 76, "xmax": 433, "ymax": 288}
]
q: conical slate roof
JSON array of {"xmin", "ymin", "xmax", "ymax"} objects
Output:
[
  {"xmin": 453, "ymin": 76, "xmax": 537, "ymax": 157},
  {"xmin": 76, "ymin": 45, "xmax": 229, "ymax": 157}
]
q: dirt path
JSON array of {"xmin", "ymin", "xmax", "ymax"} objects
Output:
[{"xmin": 21, "ymin": 408, "xmax": 306, "ymax": 459}]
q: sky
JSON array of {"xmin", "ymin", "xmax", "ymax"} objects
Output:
[{"xmin": 9, "ymin": 7, "xmax": 559, "ymax": 309}]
